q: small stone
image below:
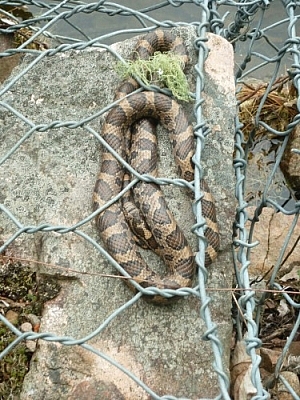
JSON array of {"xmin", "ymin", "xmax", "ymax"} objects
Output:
[
  {"xmin": 26, "ymin": 313, "xmax": 41, "ymax": 332},
  {"xmin": 246, "ymin": 206, "xmax": 300, "ymax": 277},
  {"xmin": 20, "ymin": 322, "xmax": 37, "ymax": 351},
  {"xmin": 280, "ymin": 124, "xmax": 300, "ymax": 198},
  {"xmin": 276, "ymin": 371, "xmax": 300, "ymax": 400},
  {"xmin": 25, "ymin": 340, "xmax": 37, "ymax": 352},
  {"xmin": 20, "ymin": 322, "xmax": 33, "ymax": 332},
  {"xmin": 26, "ymin": 313, "xmax": 40, "ymax": 325},
  {"xmin": 5, "ymin": 310, "xmax": 19, "ymax": 325},
  {"xmin": 260, "ymin": 347, "xmax": 282, "ymax": 372}
]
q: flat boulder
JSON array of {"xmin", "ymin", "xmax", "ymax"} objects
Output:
[{"xmin": 0, "ymin": 27, "xmax": 235, "ymax": 399}]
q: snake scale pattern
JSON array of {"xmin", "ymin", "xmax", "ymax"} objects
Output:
[{"xmin": 93, "ymin": 30, "xmax": 220, "ymax": 303}]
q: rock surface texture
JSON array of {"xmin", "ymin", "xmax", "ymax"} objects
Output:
[{"xmin": 0, "ymin": 27, "xmax": 235, "ymax": 399}]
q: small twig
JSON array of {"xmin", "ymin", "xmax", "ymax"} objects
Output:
[
  {"xmin": 261, "ymin": 324, "xmax": 293, "ymax": 343},
  {"xmin": 1, "ymin": 256, "xmax": 300, "ymax": 295},
  {"xmin": 0, "ymin": 296, "xmax": 29, "ymax": 308},
  {"xmin": 0, "ymin": 255, "xmax": 130, "ymax": 280},
  {"xmin": 280, "ymin": 235, "xmax": 300, "ymax": 267},
  {"xmin": 238, "ymin": 75, "xmax": 292, "ymax": 105},
  {"xmin": 232, "ymin": 290, "xmax": 247, "ymax": 326}
]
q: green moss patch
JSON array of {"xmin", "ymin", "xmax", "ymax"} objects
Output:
[
  {"xmin": 0, "ymin": 258, "xmax": 61, "ymax": 399},
  {"xmin": 117, "ymin": 51, "xmax": 191, "ymax": 102}
]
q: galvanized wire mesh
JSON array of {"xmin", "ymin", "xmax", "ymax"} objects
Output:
[{"xmin": 0, "ymin": 1, "xmax": 299, "ymax": 399}]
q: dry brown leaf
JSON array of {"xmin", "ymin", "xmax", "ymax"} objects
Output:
[{"xmin": 231, "ymin": 340, "xmax": 257, "ymax": 399}]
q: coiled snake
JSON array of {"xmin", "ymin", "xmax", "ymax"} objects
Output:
[{"xmin": 93, "ymin": 30, "xmax": 220, "ymax": 303}]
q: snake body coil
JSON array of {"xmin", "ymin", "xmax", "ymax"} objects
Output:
[{"xmin": 93, "ymin": 30, "xmax": 220, "ymax": 303}]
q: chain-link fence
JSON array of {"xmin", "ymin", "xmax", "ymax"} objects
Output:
[{"xmin": 0, "ymin": 1, "xmax": 300, "ymax": 399}]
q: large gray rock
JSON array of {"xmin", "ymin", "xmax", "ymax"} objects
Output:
[{"xmin": 0, "ymin": 27, "xmax": 235, "ymax": 399}]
